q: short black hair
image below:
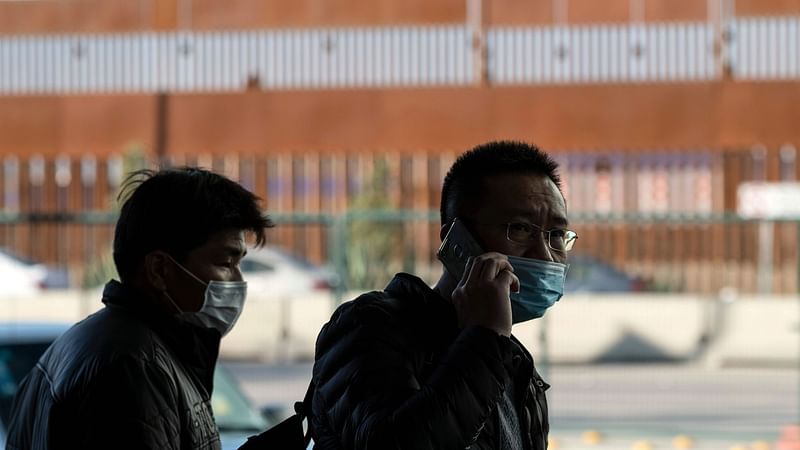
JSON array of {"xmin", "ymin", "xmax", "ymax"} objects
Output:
[
  {"xmin": 113, "ymin": 167, "xmax": 273, "ymax": 282},
  {"xmin": 440, "ymin": 140, "xmax": 562, "ymax": 225}
]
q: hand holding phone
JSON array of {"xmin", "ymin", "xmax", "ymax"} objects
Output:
[
  {"xmin": 436, "ymin": 219, "xmax": 517, "ymax": 336},
  {"xmin": 436, "ymin": 218, "xmax": 485, "ymax": 281}
]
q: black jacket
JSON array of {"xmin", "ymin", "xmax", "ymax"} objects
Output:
[
  {"xmin": 310, "ymin": 273, "xmax": 550, "ymax": 450},
  {"xmin": 5, "ymin": 281, "xmax": 222, "ymax": 450}
]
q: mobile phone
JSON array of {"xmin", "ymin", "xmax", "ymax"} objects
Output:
[{"xmin": 436, "ymin": 218, "xmax": 484, "ymax": 281}]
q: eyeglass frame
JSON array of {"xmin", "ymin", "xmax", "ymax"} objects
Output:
[{"xmin": 467, "ymin": 220, "xmax": 578, "ymax": 252}]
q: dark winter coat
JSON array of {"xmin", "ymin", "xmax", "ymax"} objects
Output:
[
  {"xmin": 309, "ymin": 273, "xmax": 550, "ymax": 450},
  {"xmin": 5, "ymin": 280, "xmax": 222, "ymax": 450}
]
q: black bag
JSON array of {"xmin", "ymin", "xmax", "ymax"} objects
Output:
[{"xmin": 237, "ymin": 381, "xmax": 314, "ymax": 450}]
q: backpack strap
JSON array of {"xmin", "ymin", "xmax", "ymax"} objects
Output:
[
  {"xmin": 294, "ymin": 378, "xmax": 316, "ymax": 446},
  {"xmin": 237, "ymin": 378, "xmax": 316, "ymax": 450}
]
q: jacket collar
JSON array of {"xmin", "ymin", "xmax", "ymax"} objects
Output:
[
  {"xmin": 384, "ymin": 272, "xmax": 460, "ymax": 345},
  {"xmin": 384, "ymin": 273, "xmax": 448, "ymax": 306},
  {"xmin": 101, "ymin": 280, "xmax": 221, "ymax": 393},
  {"xmin": 385, "ymin": 273, "xmax": 546, "ymax": 384}
]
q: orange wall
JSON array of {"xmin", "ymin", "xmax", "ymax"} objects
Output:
[
  {"xmin": 0, "ymin": 96, "xmax": 154, "ymax": 156},
  {"xmin": 486, "ymin": 0, "xmax": 556, "ymax": 25},
  {"xmin": 0, "ymin": 0, "xmax": 466, "ymax": 34},
  {"xmin": 642, "ymin": 0, "xmax": 708, "ymax": 22},
  {"xmin": 0, "ymin": 0, "xmax": 149, "ymax": 34},
  {"xmin": 1, "ymin": 0, "xmax": 798, "ymax": 34},
  {"xmin": 1, "ymin": 82, "xmax": 798, "ymax": 157},
  {"xmin": 735, "ymin": 0, "xmax": 800, "ymax": 16},
  {"xmin": 486, "ymin": 0, "xmax": 714, "ymax": 25},
  {"xmin": 566, "ymin": 0, "xmax": 632, "ymax": 24},
  {"xmin": 190, "ymin": 0, "xmax": 466, "ymax": 28}
]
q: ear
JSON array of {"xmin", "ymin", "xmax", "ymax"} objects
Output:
[{"xmin": 143, "ymin": 251, "xmax": 170, "ymax": 292}]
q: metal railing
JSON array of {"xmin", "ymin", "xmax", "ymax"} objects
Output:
[
  {"xmin": 1, "ymin": 209, "xmax": 797, "ymax": 296},
  {"xmin": 0, "ymin": 149, "xmax": 797, "ymax": 294}
]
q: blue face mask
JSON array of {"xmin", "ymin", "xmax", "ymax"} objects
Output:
[{"xmin": 507, "ymin": 256, "xmax": 568, "ymax": 323}]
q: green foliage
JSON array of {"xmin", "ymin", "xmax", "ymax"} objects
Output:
[
  {"xmin": 344, "ymin": 159, "xmax": 405, "ymax": 289},
  {"xmin": 81, "ymin": 145, "xmax": 146, "ymax": 289},
  {"xmin": 82, "ymin": 249, "xmax": 119, "ymax": 289}
]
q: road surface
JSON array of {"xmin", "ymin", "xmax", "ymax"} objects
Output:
[{"xmin": 224, "ymin": 361, "xmax": 799, "ymax": 449}]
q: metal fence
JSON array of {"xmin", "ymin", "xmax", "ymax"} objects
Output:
[
  {"xmin": 1, "ymin": 17, "xmax": 799, "ymax": 94},
  {"xmin": 0, "ymin": 26, "xmax": 474, "ymax": 93},
  {"xmin": 0, "ymin": 149, "xmax": 798, "ymax": 295},
  {"xmin": 0, "ymin": 209, "xmax": 797, "ymax": 296},
  {"xmin": 324, "ymin": 209, "xmax": 800, "ymax": 296},
  {"xmin": 730, "ymin": 16, "xmax": 800, "ymax": 80},
  {"xmin": 487, "ymin": 22, "xmax": 716, "ymax": 84}
]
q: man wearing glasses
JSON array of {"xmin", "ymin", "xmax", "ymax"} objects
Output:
[{"xmin": 309, "ymin": 141, "xmax": 577, "ymax": 450}]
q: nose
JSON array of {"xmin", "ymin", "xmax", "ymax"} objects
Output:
[{"xmin": 523, "ymin": 231, "xmax": 555, "ymax": 262}]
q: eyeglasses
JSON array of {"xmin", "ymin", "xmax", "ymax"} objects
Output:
[{"xmin": 501, "ymin": 222, "xmax": 578, "ymax": 252}]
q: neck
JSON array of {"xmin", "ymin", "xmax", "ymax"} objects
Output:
[
  {"xmin": 432, "ymin": 271, "xmax": 458, "ymax": 304},
  {"xmin": 128, "ymin": 277, "xmax": 181, "ymax": 317}
]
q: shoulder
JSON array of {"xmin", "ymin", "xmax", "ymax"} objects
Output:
[
  {"xmin": 316, "ymin": 273, "xmax": 453, "ymax": 347},
  {"xmin": 317, "ymin": 290, "xmax": 403, "ymax": 342},
  {"xmin": 40, "ymin": 308, "xmax": 169, "ymax": 396},
  {"xmin": 65, "ymin": 306, "xmax": 162, "ymax": 359},
  {"xmin": 342, "ymin": 273, "xmax": 438, "ymax": 322},
  {"xmin": 322, "ymin": 276, "xmax": 433, "ymax": 331}
]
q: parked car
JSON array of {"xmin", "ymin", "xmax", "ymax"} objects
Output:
[
  {"xmin": 0, "ymin": 249, "xmax": 71, "ymax": 297},
  {"xmin": 241, "ymin": 246, "xmax": 340, "ymax": 298},
  {"xmin": 564, "ymin": 254, "xmax": 651, "ymax": 293},
  {"xmin": 0, "ymin": 322, "xmax": 271, "ymax": 449},
  {"xmin": 0, "ymin": 250, "xmax": 47, "ymax": 298}
]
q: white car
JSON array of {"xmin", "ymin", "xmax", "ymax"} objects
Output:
[
  {"xmin": 0, "ymin": 250, "xmax": 47, "ymax": 298},
  {"xmin": 241, "ymin": 246, "xmax": 340, "ymax": 299}
]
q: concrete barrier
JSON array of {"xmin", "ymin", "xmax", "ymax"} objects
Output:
[
  {"xmin": 221, "ymin": 292, "xmax": 335, "ymax": 361},
  {"xmin": 2, "ymin": 290, "xmax": 797, "ymax": 366},
  {"xmin": 0, "ymin": 290, "xmax": 100, "ymax": 323},
  {"xmin": 703, "ymin": 295, "xmax": 800, "ymax": 368},
  {"xmin": 512, "ymin": 294, "xmax": 709, "ymax": 363}
]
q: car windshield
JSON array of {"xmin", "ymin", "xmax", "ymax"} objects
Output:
[
  {"xmin": 0, "ymin": 341, "xmax": 52, "ymax": 425},
  {"xmin": 212, "ymin": 366, "xmax": 269, "ymax": 433}
]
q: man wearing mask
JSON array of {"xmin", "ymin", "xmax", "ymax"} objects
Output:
[
  {"xmin": 6, "ymin": 167, "xmax": 272, "ymax": 450},
  {"xmin": 309, "ymin": 141, "xmax": 576, "ymax": 449}
]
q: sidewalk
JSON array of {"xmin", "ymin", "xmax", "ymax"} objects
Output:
[{"xmin": 548, "ymin": 430, "xmax": 777, "ymax": 450}]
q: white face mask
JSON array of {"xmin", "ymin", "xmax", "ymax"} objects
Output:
[{"xmin": 164, "ymin": 256, "xmax": 247, "ymax": 337}]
